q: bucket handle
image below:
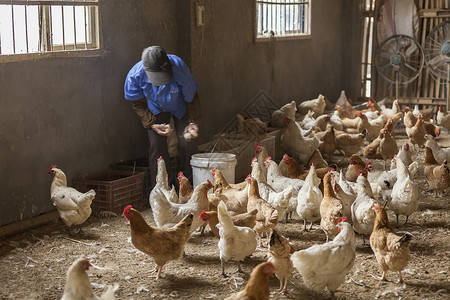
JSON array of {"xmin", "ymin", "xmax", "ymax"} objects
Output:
[{"xmin": 207, "ymin": 134, "xmax": 227, "ymax": 168}]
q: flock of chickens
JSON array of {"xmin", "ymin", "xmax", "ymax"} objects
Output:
[{"xmin": 47, "ymin": 92, "xmax": 450, "ymax": 299}]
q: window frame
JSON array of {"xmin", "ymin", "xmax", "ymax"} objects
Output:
[
  {"xmin": 254, "ymin": 0, "xmax": 312, "ymax": 42},
  {"xmin": 0, "ymin": 0, "xmax": 103, "ymax": 62}
]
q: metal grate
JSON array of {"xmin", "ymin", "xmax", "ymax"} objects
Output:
[
  {"xmin": 256, "ymin": 0, "xmax": 310, "ymax": 38},
  {"xmin": 360, "ymin": 0, "xmax": 376, "ymax": 99},
  {"xmin": 0, "ymin": 0, "xmax": 99, "ymax": 55}
]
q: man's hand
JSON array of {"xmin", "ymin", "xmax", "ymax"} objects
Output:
[{"xmin": 151, "ymin": 123, "xmax": 173, "ymax": 136}]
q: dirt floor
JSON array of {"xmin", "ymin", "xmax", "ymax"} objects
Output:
[{"xmin": 1, "ymin": 131, "xmax": 450, "ymax": 300}]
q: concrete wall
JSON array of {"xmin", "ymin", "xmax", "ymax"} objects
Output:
[{"xmin": 0, "ymin": 0, "xmax": 362, "ymax": 227}]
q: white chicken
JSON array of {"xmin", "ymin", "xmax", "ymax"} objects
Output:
[
  {"xmin": 49, "ymin": 165, "xmax": 95, "ymax": 233},
  {"xmin": 330, "ymin": 110, "xmax": 344, "ymax": 131},
  {"xmin": 390, "ymin": 142, "xmax": 413, "ymax": 170},
  {"xmin": 390, "ymin": 156, "xmax": 419, "ymax": 226},
  {"xmin": 351, "ymin": 173, "xmax": 377, "ymax": 244},
  {"xmin": 265, "ymin": 157, "xmax": 304, "ymax": 218},
  {"xmin": 297, "ymin": 94, "xmax": 327, "ymax": 118},
  {"xmin": 150, "ymin": 180, "xmax": 212, "ymax": 232},
  {"xmin": 330, "ymin": 172, "xmax": 356, "ymax": 221},
  {"xmin": 335, "ymin": 90, "xmax": 347, "ymax": 108},
  {"xmin": 271, "ymin": 100, "xmax": 297, "ymax": 128},
  {"xmin": 61, "ymin": 257, "xmax": 119, "ymax": 300},
  {"xmin": 296, "ymin": 164, "xmax": 323, "ymax": 231},
  {"xmin": 149, "ymin": 156, "xmax": 178, "ymax": 205},
  {"xmin": 281, "ymin": 116, "xmax": 319, "ymax": 165},
  {"xmin": 425, "ymin": 134, "xmax": 450, "ymax": 165},
  {"xmin": 251, "ymin": 159, "xmax": 293, "ymax": 221},
  {"xmin": 291, "ymin": 218, "xmax": 356, "ymax": 299},
  {"xmin": 381, "ymin": 99, "xmax": 400, "ymax": 115},
  {"xmin": 217, "ymin": 201, "xmax": 258, "ymax": 276}
]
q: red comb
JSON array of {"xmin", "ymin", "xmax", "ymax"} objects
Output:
[
  {"xmin": 251, "ymin": 157, "xmax": 257, "ymax": 164},
  {"xmin": 264, "ymin": 156, "xmax": 271, "ymax": 162},
  {"xmin": 365, "ymin": 161, "xmax": 372, "ymax": 167},
  {"xmin": 311, "ymin": 162, "xmax": 315, "ymax": 167},
  {"xmin": 49, "ymin": 164, "xmax": 57, "ymax": 172},
  {"xmin": 200, "ymin": 210, "xmax": 206, "ymax": 217},
  {"xmin": 338, "ymin": 216, "xmax": 349, "ymax": 223},
  {"xmin": 177, "ymin": 171, "xmax": 184, "ymax": 178},
  {"xmin": 123, "ymin": 205, "xmax": 132, "ymax": 214},
  {"xmin": 157, "ymin": 156, "xmax": 163, "ymax": 162},
  {"xmin": 211, "ymin": 168, "xmax": 216, "ymax": 175},
  {"xmin": 207, "ymin": 179, "xmax": 212, "ymax": 186},
  {"xmin": 254, "ymin": 143, "xmax": 262, "ymax": 149}
]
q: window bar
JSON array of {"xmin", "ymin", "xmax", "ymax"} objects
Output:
[
  {"xmin": 11, "ymin": 4, "xmax": 16, "ymax": 53},
  {"xmin": 25, "ymin": 5, "xmax": 29, "ymax": 53},
  {"xmin": 84, "ymin": 5, "xmax": 87, "ymax": 48},
  {"xmin": 61, "ymin": 5, "xmax": 65, "ymax": 50},
  {"xmin": 73, "ymin": 5, "xmax": 77, "ymax": 49},
  {"xmin": 49, "ymin": 5, "xmax": 53, "ymax": 51}
]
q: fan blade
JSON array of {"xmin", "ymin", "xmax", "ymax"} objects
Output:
[
  {"xmin": 379, "ymin": 50, "xmax": 392, "ymax": 60},
  {"xmin": 428, "ymin": 54, "xmax": 445, "ymax": 69},
  {"xmin": 397, "ymin": 36, "xmax": 402, "ymax": 52},
  {"xmin": 444, "ymin": 21, "xmax": 450, "ymax": 41},
  {"xmin": 379, "ymin": 62, "xmax": 391, "ymax": 71},
  {"xmin": 404, "ymin": 62, "xmax": 418, "ymax": 72}
]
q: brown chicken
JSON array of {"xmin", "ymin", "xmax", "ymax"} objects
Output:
[
  {"xmin": 199, "ymin": 208, "xmax": 257, "ymax": 238},
  {"xmin": 247, "ymin": 177, "xmax": 278, "ymax": 247},
  {"xmin": 177, "ymin": 171, "xmax": 193, "ymax": 204},
  {"xmin": 267, "ymin": 229, "xmax": 296, "ymax": 294},
  {"xmin": 344, "ymin": 99, "xmax": 365, "ymax": 119},
  {"xmin": 370, "ymin": 203, "xmax": 412, "ymax": 283},
  {"xmin": 379, "ymin": 128, "xmax": 398, "ymax": 169},
  {"xmin": 424, "ymin": 147, "xmax": 450, "ymax": 196},
  {"xmin": 335, "ymin": 130, "xmax": 367, "ymax": 161},
  {"xmin": 320, "ymin": 173, "xmax": 343, "ymax": 242},
  {"xmin": 225, "ymin": 261, "xmax": 275, "ymax": 300},
  {"xmin": 212, "ymin": 167, "xmax": 248, "ymax": 215},
  {"xmin": 364, "ymin": 131, "xmax": 383, "ymax": 159},
  {"xmin": 283, "ymin": 155, "xmax": 336, "ymax": 180},
  {"xmin": 318, "ymin": 125, "xmax": 337, "ymax": 158},
  {"xmin": 424, "ymin": 121, "xmax": 440, "ymax": 138},
  {"xmin": 345, "ymin": 154, "xmax": 369, "ymax": 182},
  {"xmin": 237, "ymin": 113, "xmax": 267, "ymax": 140},
  {"xmin": 382, "ymin": 118, "xmax": 396, "ymax": 137},
  {"xmin": 122, "ymin": 205, "xmax": 193, "ymax": 279},
  {"xmin": 409, "ymin": 113, "xmax": 427, "ymax": 150}
]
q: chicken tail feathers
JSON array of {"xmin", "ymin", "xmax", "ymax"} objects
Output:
[{"xmin": 99, "ymin": 283, "xmax": 119, "ymax": 300}]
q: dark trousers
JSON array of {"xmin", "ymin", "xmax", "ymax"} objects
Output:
[{"xmin": 147, "ymin": 112, "xmax": 198, "ymax": 190}]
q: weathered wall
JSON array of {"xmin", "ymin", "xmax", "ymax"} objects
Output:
[
  {"xmin": 0, "ymin": 0, "xmax": 362, "ymax": 227},
  {"xmin": 0, "ymin": 0, "xmax": 180, "ymax": 226},
  {"xmin": 190, "ymin": 0, "xmax": 361, "ymax": 140}
]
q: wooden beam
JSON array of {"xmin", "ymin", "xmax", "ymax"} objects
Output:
[{"xmin": 0, "ymin": 211, "xmax": 59, "ymax": 238}]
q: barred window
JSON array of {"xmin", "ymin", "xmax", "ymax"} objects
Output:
[
  {"xmin": 0, "ymin": 0, "xmax": 99, "ymax": 55},
  {"xmin": 256, "ymin": 0, "xmax": 311, "ymax": 39}
]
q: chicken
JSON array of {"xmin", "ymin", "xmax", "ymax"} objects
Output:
[
  {"xmin": 370, "ymin": 203, "xmax": 412, "ymax": 283},
  {"xmin": 212, "ymin": 167, "xmax": 249, "ymax": 215},
  {"xmin": 297, "ymin": 94, "xmax": 326, "ymax": 118},
  {"xmin": 364, "ymin": 131, "xmax": 383, "ymax": 159},
  {"xmin": 300, "ymin": 110, "xmax": 317, "ymax": 130},
  {"xmin": 330, "ymin": 110, "xmax": 344, "ymax": 131},
  {"xmin": 224, "ymin": 262, "xmax": 275, "ymax": 300},
  {"xmin": 49, "ymin": 165, "xmax": 95, "ymax": 233},
  {"xmin": 255, "ymin": 142, "xmax": 269, "ymax": 178},
  {"xmin": 320, "ymin": 173, "xmax": 343, "ymax": 242},
  {"xmin": 437, "ymin": 105, "xmax": 450, "ymax": 131},
  {"xmin": 61, "ymin": 257, "xmax": 119, "ymax": 300},
  {"xmin": 425, "ymin": 134, "xmax": 450, "ymax": 165},
  {"xmin": 390, "ymin": 142, "xmax": 413, "ymax": 170},
  {"xmin": 281, "ymin": 116, "xmax": 319, "ymax": 165},
  {"xmin": 291, "ymin": 217, "xmax": 356, "ymax": 299},
  {"xmin": 413, "ymin": 104, "xmax": 433, "ymax": 122},
  {"xmin": 335, "ymin": 90, "xmax": 347, "ymax": 108},
  {"xmin": 236, "ymin": 113, "xmax": 267, "ymax": 140},
  {"xmin": 150, "ymin": 180, "xmax": 212, "ymax": 231},
  {"xmin": 296, "ymin": 164, "xmax": 323, "ymax": 231},
  {"xmin": 345, "ymin": 154, "xmax": 369, "ymax": 182},
  {"xmin": 122, "ymin": 205, "xmax": 193, "ymax": 279},
  {"xmin": 366, "ymin": 114, "xmax": 386, "ymax": 140},
  {"xmin": 149, "ymin": 156, "xmax": 178, "ymax": 205},
  {"xmin": 217, "ymin": 201, "xmax": 258, "ymax": 276},
  {"xmin": 199, "ymin": 208, "xmax": 257, "ymax": 238},
  {"xmin": 408, "ymin": 113, "xmax": 427, "ymax": 150},
  {"xmin": 403, "ymin": 106, "xmax": 417, "ymax": 137},
  {"xmin": 318, "ymin": 125, "xmax": 337, "ymax": 158},
  {"xmin": 335, "ymin": 130, "xmax": 367, "ymax": 161},
  {"xmin": 351, "ymin": 173, "xmax": 377, "ymax": 244},
  {"xmin": 251, "ymin": 159, "xmax": 293, "ymax": 221},
  {"xmin": 380, "ymin": 99, "xmax": 400, "ymax": 115},
  {"xmin": 330, "ymin": 172, "xmax": 356, "ymax": 222},
  {"xmin": 307, "ymin": 148, "xmax": 329, "ymax": 169},
  {"xmin": 344, "ymin": 99, "xmax": 366, "ymax": 119},
  {"xmin": 424, "ymin": 147, "xmax": 450, "ymax": 196},
  {"xmin": 265, "ymin": 157, "xmax": 304, "ymax": 193},
  {"xmin": 267, "ymin": 230, "xmax": 295, "ymax": 294},
  {"xmin": 177, "ymin": 171, "xmax": 193, "ymax": 204},
  {"xmin": 247, "ymin": 177, "xmax": 278, "ymax": 246},
  {"xmin": 382, "ymin": 118, "xmax": 396, "ymax": 137},
  {"xmin": 271, "ymin": 100, "xmax": 297, "ymax": 128},
  {"xmin": 283, "ymin": 155, "xmax": 336, "ymax": 182},
  {"xmin": 390, "ymin": 156, "xmax": 419, "ymax": 225},
  {"xmin": 379, "ymin": 128, "xmax": 398, "ymax": 169}
]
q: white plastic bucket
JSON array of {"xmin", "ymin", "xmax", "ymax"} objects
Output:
[{"xmin": 190, "ymin": 153, "xmax": 237, "ymax": 189}]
